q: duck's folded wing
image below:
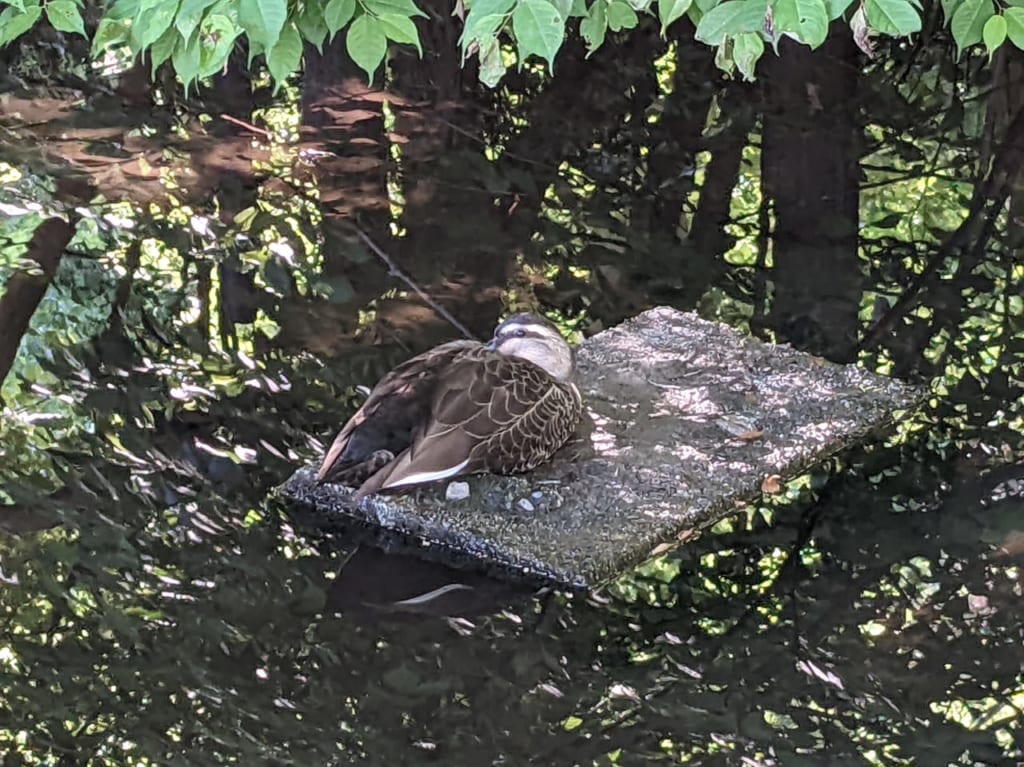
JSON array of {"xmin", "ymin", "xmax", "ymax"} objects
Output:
[
  {"xmin": 317, "ymin": 340, "xmax": 478, "ymax": 483},
  {"xmin": 353, "ymin": 354, "xmax": 558, "ymax": 497}
]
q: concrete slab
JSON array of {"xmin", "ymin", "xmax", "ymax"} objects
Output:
[{"xmin": 279, "ymin": 307, "xmax": 924, "ymax": 590}]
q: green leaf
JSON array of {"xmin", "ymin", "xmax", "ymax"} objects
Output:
[
  {"xmin": 570, "ymin": 0, "xmax": 588, "ymax": 13},
  {"xmin": 658, "ymin": 0, "xmax": 692, "ymax": 32},
  {"xmin": 950, "ymin": 0, "xmax": 992, "ymax": 55},
  {"xmin": 982, "ymin": 12, "xmax": 1006, "ymax": 57},
  {"xmin": 91, "ymin": 17, "xmax": 131, "ymax": 54},
  {"xmin": 773, "ymin": 0, "xmax": 828, "ymax": 46},
  {"xmin": 324, "ymin": 0, "xmax": 356, "ymax": 37},
  {"xmin": 513, "ymin": 0, "xmax": 566, "ymax": 70},
  {"xmin": 462, "ymin": 12, "xmax": 508, "ymax": 51},
  {"xmin": 607, "ymin": 0, "xmax": 638, "ymax": 29},
  {"xmin": 198, "ymin": 13, "xmax": 240, "ymax": 77},
  {"xmin": 363, "ymin": 0, "xmax": 428, "ymax": 18},
  {"xmin": 175, "ymin": 0, "xmax": 218, "ymax": 41},
  {"xmin": 346, "ymin": 13, "xmax": 387, "ymax": 83},
  {"xmin": 579, "ymin": 0, "xmax": 607, "ymax": 53},
  {"xmin": 45, "ymin": 0, "xmax": 85, "ymax": 35},
  {"xmin": 864, "ymin": 0, "xmax": 922, "ymax": 35},
  {"xmin": 238, "ymin": 0, "xmax": 287, "ymax": 51},
  {"xmin": 695, "ymin": 0, "xmax": 768, "ymax": 46},
  {"xmin": 171, "ymin": 28, "xmax": 202, "ymax": 91},
  {"xmin": 1006, "ymin": 7, "xmax": 1024, "ymax": 47},
  {"xmin": 551, "ymin": 0, "xmax": 574, "ymax": 19},
  {"xmin": 149, "ymin": 25, "xmax": 178, "ymax": 74},
  {"xmin": 132, "ymin": 1, "xmax": 180, "ymax": 51},
  {"xmin": 266, "ymin": 21, "xmax": 301, "ymax": 88},
  {"xmin": 940, "ymin": 0, "xmax": 962, "ymax": 23},
  {"xmin": 732, "ymin": 30, "xmax": 763, "ymax": 79},
  {"xmin": 0, "ymin": 3, "xmax": 42, "ymax": 47},
  {"xmin": 477, "ymin": 36, "xmax": 506, "ymax": 85},
  {"xmin": 826, "ymin": 0, "xmax": 854, "ymax": 18},
  {"xmin": 377, "ymin": 13, "xmax": 422, "ymax": 54},
  {"xmin": 296, "ymin": 0, "xmax": 329, "ymax": 50}
]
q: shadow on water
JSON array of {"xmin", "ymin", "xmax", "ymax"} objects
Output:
[{"xmin": 1, "ymin": 20, "xmax": 1023, "ymax": 767}]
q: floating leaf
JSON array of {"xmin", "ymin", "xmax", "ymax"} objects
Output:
[
  {"xmin": 512, "ymin": 0, "xmax": 566, "ymax": 71},
  {"xmin": 346, "ymin": 13, "xmax": 387, "ymax": 83}
]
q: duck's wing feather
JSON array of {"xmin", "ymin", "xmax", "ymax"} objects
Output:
[
  {"xmin": 353, "ymin": 351, "xmax": 581, "ymax": 498},
  {"xmin": 317, "ymin": 340, "xmax": 479, "ymax": 483}
]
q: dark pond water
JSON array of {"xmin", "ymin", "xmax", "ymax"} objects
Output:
[{"xmin": 1, "ymin": 33, "xmax": 1023, "ymax": 766}]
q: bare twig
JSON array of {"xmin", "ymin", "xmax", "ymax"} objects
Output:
[
  {"xmin": 350, "ymin": 225, "xmax": 478, "ymax": 341},
  {"xmin": 220, "ymin": 114, "xmax": 270, "ymax": 137}
]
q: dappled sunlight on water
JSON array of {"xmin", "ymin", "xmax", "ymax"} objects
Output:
[{"xmin": 2, "ymin": 30, "xmax": 1023, "ymax": 766}]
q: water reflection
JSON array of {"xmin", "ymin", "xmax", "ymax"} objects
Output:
[{"xmin": 1, "ymin": 24, "xmax": 1023, "ymax": 766}]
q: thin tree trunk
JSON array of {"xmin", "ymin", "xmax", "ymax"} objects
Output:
[{"xmin": 760, "ymin": 27, "xmax": 862, "ymax": 361}]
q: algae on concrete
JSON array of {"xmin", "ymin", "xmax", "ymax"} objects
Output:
[{"xmin": 279, "ymin": 307, "xmax": 924, "ymax": 589}]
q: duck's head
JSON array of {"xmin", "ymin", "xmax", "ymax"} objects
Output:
[{"xmin": 485, "ymin": 313, "xmax": 575, "ymax": 383}]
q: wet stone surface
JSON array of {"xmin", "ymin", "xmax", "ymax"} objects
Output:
[{"xmin": 279, "ymin": 307, "xmax": 925, "ymax": 590}]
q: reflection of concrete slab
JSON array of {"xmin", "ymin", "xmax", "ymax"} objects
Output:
[{"xmin": 280, "ymin": 307, "xmax": 924, "ymax": 590}]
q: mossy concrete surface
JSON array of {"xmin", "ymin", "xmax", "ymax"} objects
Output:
[{"xmin": 279, "ymin": 307, "xmax": 924, "ymax": 590}]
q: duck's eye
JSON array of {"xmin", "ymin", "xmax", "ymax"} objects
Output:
[{"xmin": 515, "ymin": 328, "xmax": 526, "ymax": 338}]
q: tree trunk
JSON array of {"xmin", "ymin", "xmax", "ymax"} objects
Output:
[{"xmin": 760, "ymin": 28, "xmax": 862, "ymax": 361}]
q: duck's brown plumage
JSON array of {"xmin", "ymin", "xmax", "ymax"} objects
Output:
[{"xmin": 316, "ymin": 314, "xmax": 582, "ymax": 500}]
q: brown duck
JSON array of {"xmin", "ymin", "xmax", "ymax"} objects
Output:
[{"xmin": 317, "ymin": 313, "xmax": 583, "ymax": 500}]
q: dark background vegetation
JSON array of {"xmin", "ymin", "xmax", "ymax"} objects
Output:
[{"xmin": 0, "ymin": 3, "xmax": 1022, "ymax": 765}]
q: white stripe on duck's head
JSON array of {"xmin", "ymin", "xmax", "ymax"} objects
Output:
[{"xmin": 485, "ymin": 313, "xmax": 575, "ymax": 383}]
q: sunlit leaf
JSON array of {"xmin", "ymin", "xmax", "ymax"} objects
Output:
[
  {"xmin": 864, "ymin": 0, "xmax": 922, "ymax": 35},
  {"xmin": 363, "ymin": 0, "xmax": 428, "ymax": 18},
  {"xmin": 827, "ymin": 0, "xmax": 854, "ymax": 18}
]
